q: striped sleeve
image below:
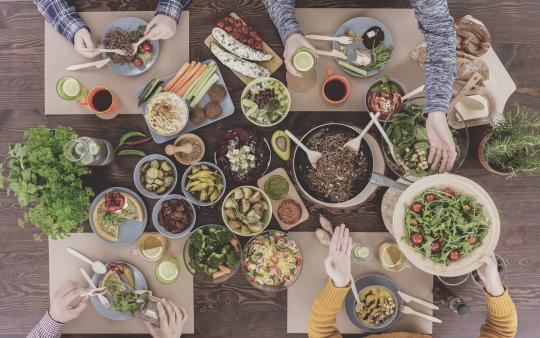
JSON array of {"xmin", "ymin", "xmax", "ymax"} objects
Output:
[
  {"xmin": 156, "ymin": 0, "xmax": 191, "ymax": 23},
  {"xmin": 262, "ymin": 0, "xmax": 301, "ymax": 43},
  {"xmin": 33, "ymin": 0, "xmax": 88, "ymax": 42},
  {"xmin": 27, "ymin": 311, "xmax": 64, "ymax": 338},
  {"xmin": 411, "ymin": 0, "xmax": 456, "ymax": 115}
]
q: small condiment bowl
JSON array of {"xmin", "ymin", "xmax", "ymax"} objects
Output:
[
  {"xmin": 181, "ymin": 161, "xmax": 227, "ymax": 207},
  {"xmin": 365, "ymin": 77, "xmax": 407, "ymax": 122},
  {"xmin": 172, "ymin": 133, "xmax": 205, "ymax": 165},
  {"xmin": 152, "ymin": 194, "xmax": 196, "ymax": 239},
  {"xmin": 134, "ymin": 154, "xmax": 178, "ymax": 199}
]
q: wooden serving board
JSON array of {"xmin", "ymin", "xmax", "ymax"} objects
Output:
[
  {"xmin": 257, "ymin": 168, "xmax": 309, "ymax": 230},
  {"xmin": 204, "ymin": 12, "xmax": 283, "ymax": 84}
]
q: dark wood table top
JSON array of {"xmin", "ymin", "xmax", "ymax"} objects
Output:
[{"xmin": 0, "ymin": 0, "xmax": 539, "ymax": 337}]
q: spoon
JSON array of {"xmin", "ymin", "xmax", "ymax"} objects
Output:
[
  {"xmin": 305, "ymin": 34, "xmax": 353, "ymax": 45},
  {"xmin": 80, "ymin": 268, "xmax": 111, "ymax": 309},
  {"xmin": 368, "ymin": 111, "xmax": 397, "ymax": 161},
  {"xmin": 350, "ymin": 274, "xmax": 361, "ymax": 305},
  {"xmin": 315, "ymin": 49, "xmax": 348, "ymax": 60},
  {"xmin": 67, "ymin": 247, "xmax": 107, "ymax": 274},
  {"xmin": 285, "ymin": 129, "xmax": 322, "ymax": 168},
  {"xmin": 344, "ymin": 112, "xmax": 380, "ymax": 152},
  {"xmin": 165, "ymin": 143, "xmax": 193, "ymax": 156},
  {"xmin": 400, "ymin": 84, "xmax": 425, "ymax": 101},
  {"xmin": 130, "ymin": 37, "xmax": 146, "ymax": 56}
]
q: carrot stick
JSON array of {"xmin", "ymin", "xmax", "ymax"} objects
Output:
[
  {"xmin": 177, "ymin": 64, "xmax": 207, "ymax": 96},
  {"xmin": 171, "ymin": 62, "xmax": 201, "ymax": 93},
  {"xmin": 164, "ymin": 62, "xmax": 190, "ymax": 91},
  {"xmin": 169, "ymin": 61, "xmax": 196, "ymax": 92},
  {"xmin": 218, "ymin": 265, "xmax": 232, "ymax": 273}
]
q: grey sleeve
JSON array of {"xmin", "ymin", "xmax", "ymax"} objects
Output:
[
  {"xmin": 411, "ymin": 0, "xmax": 456, "ymax": 115},
  {"xmin": 261, "ymin": 0, "xmax": 301, "ymax": 43}
]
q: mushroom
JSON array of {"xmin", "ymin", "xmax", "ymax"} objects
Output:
[{"xmin": 455, "ymin": 15, "xmax": 491, "ymax": 57}]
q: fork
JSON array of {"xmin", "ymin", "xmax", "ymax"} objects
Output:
[
  {"xmin": 96, "ymin": 48, "xmax": 126, "ymax": 56},
  {"xmin": 315, "ymin": 49, "xmax": 348, "ymax": 60},
  {"xmin": 305, "ymin": 34, "xmax": 353, "ymax": 45},
  {"xmin": 80, "ymin": 268, "xmax": 111, "ymax": 309}
]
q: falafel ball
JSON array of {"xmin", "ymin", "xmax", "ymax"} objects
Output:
[
  {"xmin": 190, "ymin": 106, "xmax": 206, "ymax": 124},
  {"xmin": 207, "ymin": 84, "xmax": 226, "ymax": 102},
  {"xmin": 205, "ymin": 102, "xmax": 222, "ymax": 119}
]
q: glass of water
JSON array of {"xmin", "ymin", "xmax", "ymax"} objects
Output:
[{"xmin": 63, "ymin": 137, "xmax": 114, "ymax": 166}]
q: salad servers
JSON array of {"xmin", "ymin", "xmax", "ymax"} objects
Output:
[
  {"xmin": 344, "ymin": 111, "xmax": 380, "ymax": 152},
  {"xmin": 285, "ymin": 129, "xmax": 322, "ymax": 168},
  {"xmin": 67, "ymin": 247, "xmax": 107, "ymax": 274},
  {"xmin": 368, "ymin": 111, "xmax": 397, "ymax": 161},
  {"xmin": 305, "ymin": 34, "xmax": 353, "ymax": 45},
  {"xmin": 80, "ymin": 268, "xmax": 111, "ymax": 309},
  {"xmin": 96, "ymin": 47, "xmax": 126, "ymax": 56}
]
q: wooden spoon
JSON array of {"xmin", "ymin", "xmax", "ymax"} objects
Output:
[
  {"xmin": 401, "ymin": 84, "xmax": 425, "ymax": 101},
  {"xmin": 165, "ymin": 143, "xmax": 193, "ymax": 156},
  {"xmin": 344, "ymin": 112, "xmax": 380, "ymax": 152},
  {"xmin": 285, "ymin": 130, "xmax": 322, "ymax": 168}
]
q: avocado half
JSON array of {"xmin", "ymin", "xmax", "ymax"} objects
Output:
[{"xmin": 271, "ymin": 130, "xmax": 291, "ymax": 161}]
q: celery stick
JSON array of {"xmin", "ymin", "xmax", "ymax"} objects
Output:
[
  {"xmin": 190, "ymin": 74, "xmax": 219, "ymax": 108},
  {"xmin": 337, "ymin": 60, "xmax": 368, "ymax": 76},
  {"xmin": 187, "ymin": 62, "xmax": 217, "ymax": 100}
]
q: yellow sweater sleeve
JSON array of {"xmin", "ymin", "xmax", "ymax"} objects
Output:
[
  {"xmin": 307, "ymin": 279, "xmax": 349, "ymax": 338},
  {"xmin": 478, "ymin": 288, "xmax": 517, "ymax": 338}
]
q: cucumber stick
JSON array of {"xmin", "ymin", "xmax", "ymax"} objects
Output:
[
  {"xmin": 337, "ymin": 60, "xmax": 368, "ymax": 76},
  {"xmin": 190, "ymin": 74, "xmax": 219, "ymax": 108},
  {"xmin": 185, "ymin": 62, "xmax": 217, "ymax": 100}
]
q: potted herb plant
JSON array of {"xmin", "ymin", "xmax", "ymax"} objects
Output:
[
  {"xmin": 0, "ymin": 126, "xmax": 94, "ymax": 241},
  {"xmin": 478, "ymin": 104, "xmax": 540, "ymax": 178}
]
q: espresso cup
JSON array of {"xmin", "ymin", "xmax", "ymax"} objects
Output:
[
  {"xmin": 80, "ymin": 86, "xmax": 119, "ymax": 119},
  {"xmin": 322, "ymin": 68, "xmax": 350, "ymax": 107}
]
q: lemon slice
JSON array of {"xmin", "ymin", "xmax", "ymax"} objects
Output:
[
  {"xmin": 292, "ymin": 48, "xmax": 316, "ymax": 73},
  {"xmin": 242, "ymin": 99, "xmax": 258, "ymax": 108},
  {"xmin": 62, "ymin": 78, "xmax": 81, "ymax": 98},
  {"xmin": 380, "ymin": 245, "xmax": 402, "ymax": 269},
  {"xmin": 353, "ymin": 246, "xmax": 370, "ymax": 259},
  {"xmin": 143, "ymin": 246, "xmax": 163, "ymax": 260},
  {"xmin": 156, "ymin": 260, "xmax": 179, "ymax": 284}
]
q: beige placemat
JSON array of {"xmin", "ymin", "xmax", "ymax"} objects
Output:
[
  {"xmin": 49, "ymin": 233, "xmax": 194, "ymax": 334},
  {"xmin": 287, "ymin": 232, "xmax": 434, "ymax": 335},
  {"xmin": 290, "ymin": 8, "xmax": 424, "ymax": 112},
  {"xmin": 44, "ymin": 11, "xmax": 189, "ymax": 115},
  {"xmin": 291, "ymin": 8, "xmax": 516, "ymax": 117}
]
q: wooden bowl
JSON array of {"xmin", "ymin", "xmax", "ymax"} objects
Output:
[
  {"xmin": 392, "ymin": 173, "xmax": 500, "ymax": 277},
  {"xmin": 172, "ymin": 133, "xmax": 205, "ymax": 166}
]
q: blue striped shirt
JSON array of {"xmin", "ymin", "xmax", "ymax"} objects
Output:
[{"xmin": 34, "ymin": 0, "xmax": 190, "ymax": 42}]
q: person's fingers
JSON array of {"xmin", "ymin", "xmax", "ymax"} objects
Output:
[
  {"xmin": 427, "ymin": 145, "xmax": 436, "ymax": 165},
  {"xmin": 64, "ymin": 288, "xmax": 88, "ymax": 305},
  {"xmin": 60, "ymin": 281, "xmax": 77, "ymax": 297},
  {"xmin": 431, "ymin": 148, "xmax": 442, "ymax": 171},
  {"xmin": 180, "ymin": 306, "xmax": 188, "ymax": 325},
  {"xmin": 71, "ymin": 296, "xmax": 89, "ymax": 315},
  {"xmin": 144, "ymin": 20, "xmax": 157, "ymax": 35},
  {"xmin": 329, "ymin": 224, "xmax": 342, "ymax": 252},
  {"xmin": 146, "ymin": 27, "xmax": 163, "ymax": 40},
  {"xmin": 162, "ymin": 299, "xmax": 176, "ymax": 326},
  {"xmin": 346, "ymin": 237, "xmax": 353, "ymax": 257},
  {"xmin": 339, "ymin": 227, "xmax": 349, "ymax": 252},
  {"xmin": 157, "ymin": 301, "xmax": 169, "ymax": 330},
  {"xmin": 439, "ymin": 150, "xmax": 449, "ymax": 173},
  {"xmin": 143, "ymin": 319, "xmax": 159, "ymax": 337},
  {"xmin": 446, "ymin": 149, "xmax": 457, "ymax": 172},
  {"xmin": 171, "ymin": 302, "xmax": 185, "ymax": 327},
  {"xmin": 81, "ymin": 34, "xmax": 96, "ymax": 51},
  {"xmin": 284, "ymin": 57, "xmax": 299, "ymax": 77}
]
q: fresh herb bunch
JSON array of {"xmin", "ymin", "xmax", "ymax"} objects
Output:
[
  {"xmin": 484, "ymin": 104, "xmax": 540, "ymax": 177},
  {"xmin": 0, "ymin": 126, "xmax": 94, "ymax": 241}
]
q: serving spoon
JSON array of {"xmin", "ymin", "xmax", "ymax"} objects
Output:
[
  {"xmin": 344, "ymin": 112, "xmax": 380, "ymax": 152},
  {"xmin": 67, "ymin": 247, "xmax": 107, "ymax": 274},
  {"xmin": 285, "ymin": 130, "xmax": 322, "ymax": 168},
  {"xmin": 368, "ymin": 112, "xmax": 397, "ymax": 161}
]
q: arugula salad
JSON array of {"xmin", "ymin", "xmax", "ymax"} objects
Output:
[
  {"xmin": 385, "ymin": 103, "xmax": 459, "ymax": 177},
  {"xmin": 404, "ymin": 187, "xmax": 489, "ymax": 265}
]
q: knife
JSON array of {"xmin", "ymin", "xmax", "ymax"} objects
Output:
[
  {"xmin": 66, "ymin": 58, "xmax": 111, "ymax": 71},
  {"xmin": 398, "ymin": 290, "xmax": 439, "ymax": 310},
  {"xmin": 80, "ymin": 268, "xmax": 111, "ymax": 308}
]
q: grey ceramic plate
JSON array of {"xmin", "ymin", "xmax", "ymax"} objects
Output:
[
  {"xmin": 89, "ymin": 187, "xmax": 147, "ymax": 246},
  {"xmin": 333, "ymin": 17, "xmax": 394, "ymax": 77},
  {"xmin": 91, "ymin": 262, "xmax": 148, "ymax": 320},
  {"xmin": 134, "ymin": 154, "xmax": 178, "ymax": 199},
  {"xmin": 137, "ymin": 59, "xmax": 235, "ymax": 144},
  {"xmin": 152, "ymin": 194, "xmax": 196, "ymax": 238},
  {"xmin": 101, "ymin": 17, "xmax": 159, "ymax": 76},
  {"xmin": 181, "ymin": 162, "xmax": 226, "ymax": 207},
  {"xmin": 345, "ymin": 274, "xmax": 402, "ymax": 332}
]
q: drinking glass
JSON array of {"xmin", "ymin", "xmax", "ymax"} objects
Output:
[{"xmin": 63, "ymin": 136, "xmax": 114, "ymax": 166}]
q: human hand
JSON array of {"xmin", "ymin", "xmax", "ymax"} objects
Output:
[
  {"xmin": 284, "ymin": 33, "xmax": 316, "ymax": 77},
  {"xmin": 426, "ymin": 111, "xmax": 457, "ymax": 173},
  {"xmin": 324, "ymin": 224, "xmax": 353, "ymax": 288},
  {"xmin": 145, "ymin": 14, "xmax": 177, "ymax": 40},
  {"xmin": 73, "ymin": 28, "xmax": 100, "ymax": 59},
  {"xmin": 144, "ymin": 298, "xmax": 187, "ymax": 338},
  {"xmin": 477, "ymin": 254, "xmax": 505, "ymax": 297},
  {"xmin": 49, "ymin": 280, "xmax": 89, "ymax": 323}
]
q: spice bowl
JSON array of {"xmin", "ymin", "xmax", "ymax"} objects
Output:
[
  {"xmin": 171, "ymin": 133, "xmax": 205, "ymax": 165},
  {"xmin": 152, "ymin": 194, "xmax": 196, "ymax": 239},
  {"xmin": 181, "ymin": 162, "xmax": 227, "ymax": 207}
]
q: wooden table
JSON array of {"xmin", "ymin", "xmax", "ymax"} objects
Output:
[{"xmin": 0, "ymin": 1, "xmax": 539, "ymax": 337}]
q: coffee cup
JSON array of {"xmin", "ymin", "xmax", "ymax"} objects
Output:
[
  {"xmin": 80, "ymin": 86, "xmax": 118, "ymax": 119},
  {"xmin": 322, "ymin": 68, "xmax": 350, "ymax": 107}
]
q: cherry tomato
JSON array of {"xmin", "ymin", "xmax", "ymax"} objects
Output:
[
  {"xmin": 224, "ymin": 25, "xmax": 233, "ymax": 33},
  {"xmin": 254, "ymin": 42, "xmax": 263, "ymax": 50},
  {"xmin": 425, "ymin": 193, "xmax": 436, "ymax": 202},
  {"xmin": 133, "ymin": 57, "xmax": 143, "ymax": 67},
  {"xmin": 217, "ymin": 19, "xmax": 225, "ymax": 28},
  {"xmin": 233, "ymin": 31, "xmax": 241, "ymax": 39},
  {"xmin": 448, "ymin": 251, "xmax": 461, "ymax": 261},
  {"xmin": 142, "ymin": 41, "xmax": 152, "ymax": 52},
  {"xmin": 411, "ymin": 232, "xmax": 424, "ymax": 245},
  {"xmin": 226, "ymin": 16, "xmax": 235, "ymax": 25},
  {"xmin": 241, "ymin": 25, "xmax": 249, "ymax": 34},
  {"xmin": 437, "ymin": 237, "xmax": 445, "ymax": 244},
  {"xmin": 443, "ymin": 187, "xmax": 454, "ymax": 197},
  {"xmin": 431, "ymin": 241, "xmax": 440, "ymax": 253},
  {"xmin": 410, "ymin": 202, "xmax": 423, "ymax": 213},
  {"xmin": 248, "ymin": 38, "xmax": 255, "ymax": 46},
  {"xmin": 467, "ymin": 236, "xmax": 478, "ymax": 245},
  {"xmin": 234, "ymin": 19, "xmax": 242, "ymax": 28}
]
